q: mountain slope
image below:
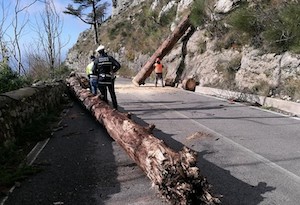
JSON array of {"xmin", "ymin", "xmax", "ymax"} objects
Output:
[{"xmin": 65, "ymin": 0, "xmax": 300, "ymax": 101}]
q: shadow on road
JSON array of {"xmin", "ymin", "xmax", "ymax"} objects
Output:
[
  {"xmin": 123, "ymin": 107, "xmax": 276, "ymax": 205},
  {"xmin": 198, "ymin": 151, "xmax": 276, "ymax": 205},
  {"xmin": 4, "ymin": 101, "xmax": 121, "ymax": 205}
]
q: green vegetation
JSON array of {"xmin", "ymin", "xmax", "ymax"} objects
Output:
[
  {"xmin": 108, "ymin": 21, "xmax": 132, "ymax": 40},
  {"xmin": 214, "ymin": 56, "xmax": 241, "ymax": 90},
  {"xmin": 0, "ymin": 63, "xmax": 30, "ymax": 93},
  {"xmin": 52, "ymin": 65, "xmax": 72, "ymax": 79},
  {"xmin": 281, "ymin": 78, "xmax": 300, "ymax": 100},
  {"xmin": 64, "ymin": 0, "xmax": 109, "ymax": 44},
  {"xmin": 263, "ymin": 4, "xmax": 300, "ymax": 53},
  {"xmin": 159, "ymin": 5, "xmax": 177, "ymax": 26},
  {"xmin": 223, "ymin": 2, "xmax": 300, "ymax": 53},
  {"xmin": 190, "ymin": 0, "xmax": 206, "ymax": 27},
  {"xmin": 228, "ymin": 6, "xmax": 261, "ymax": 36},
  {"xmin": 250, "ymin": 80, "xmax": 271, "ymax": 96},
  {"xmin": 0, "ymin": 61, "xmax": 70, "ymax": 94},
  {"xmin": 84, "ymin": 0, "xmax": 300, "ymax": 81},
  {"xmin": 102, "ymin": 0, "xmax": 175, "ymax": 56}
]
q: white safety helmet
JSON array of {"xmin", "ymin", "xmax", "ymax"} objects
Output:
[{"xmin": 96, "ymin": 45, "xmax": 105, "ymax": 52}]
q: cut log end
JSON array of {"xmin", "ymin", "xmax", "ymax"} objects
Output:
[
  {"xmin": 182, "ymin": 78, "xmax": 196, "ymax": 92},
  {"xmin": 132, "ymin": 79, "xmax": 140, "ymax": 86},
  {"xmin": 155, "ymin": 146, "xmax": 220, "ymax": 205}
]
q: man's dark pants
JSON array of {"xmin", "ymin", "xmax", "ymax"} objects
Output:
[{"xmin": 98, "ymin": 81, "xmax": 118, "ymax": 109}]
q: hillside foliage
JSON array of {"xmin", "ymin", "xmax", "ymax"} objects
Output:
[{"xmin": 0, "ymin": 63, "xmax": 30, "ymax": 94}]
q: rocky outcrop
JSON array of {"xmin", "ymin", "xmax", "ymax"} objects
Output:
[
  {"xmin": 214, "ymin": 0, "xmax": 241, "ymax": 13},
  {"xmin": 164, "ymin": 28, "xmax": 300, "ymax": 98},
  {"xmin": 112, "ymin": 0, "xmax": 147, "ymax": 16},
  {"xmin": 65, "ymin": 0, "xmax": 300, "ymax": 101}
]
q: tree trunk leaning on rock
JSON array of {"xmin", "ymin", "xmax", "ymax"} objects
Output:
[
  {"xmin": 66, "ymin": 73, "xmax": 220, "ymax": 205},
  {"xmin": 132, "ymin": 14, "xmax": 191, "ymax": 86}
]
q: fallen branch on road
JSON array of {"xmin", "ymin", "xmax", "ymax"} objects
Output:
[{"xmin": 66, "ymin": 74, "xmax": 220, "ymax": 205}]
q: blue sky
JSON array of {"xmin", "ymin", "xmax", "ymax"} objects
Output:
[{"xmin": 2, "ymin": 0, "xmax": 112, "ymax": 60}]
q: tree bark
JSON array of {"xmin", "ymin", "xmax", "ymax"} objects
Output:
[
  {"xmin": 66, "ymin": 74, "xmax": 219, "ymax": 205},
  {"xmin": 132, "ymin": 15, "xmax": 191, "ymax": 86},
  {"xmin": 182, "ymin": 78, "xmax": 196, "ymax": 92},
  {"xmin": 92, "ymin": 0, "xmax": 99, "ymax": 44}
]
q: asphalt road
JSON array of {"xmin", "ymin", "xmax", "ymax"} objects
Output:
[
  {"xmin": 4, "ymin": 96, "xmax": 167, "ymax": 205},
  {"xmin": 3, "ymin": 77, "xmax": 300, "ymax": 205},
  {"xmin": 115, "ymin": 78, "xmax": 300, "ymax": 205}
]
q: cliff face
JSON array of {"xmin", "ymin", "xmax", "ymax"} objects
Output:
[
  {"xmin": 111, "ymin": 0, "xmax": 146, "ymax": 16},
  {"xmin": 65, "ymin": 0, "xmax": 300, "ymax": 101}
]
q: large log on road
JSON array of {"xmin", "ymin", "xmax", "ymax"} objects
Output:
[
  {"xmin": 132, "ymin": 15, "xmax": 191, "ymax": 86},
  {"xmin": 66, "ymin": 74, "xmax": 219, "ymax": 205}
]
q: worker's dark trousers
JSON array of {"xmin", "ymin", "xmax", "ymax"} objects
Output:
[
  {"xmin": 98, "ymin": 81, "xmax": 118, "ymax": 109},
  {"xmin": 155, "ymin": 73, "xmax": 164, "ymax": 87}
]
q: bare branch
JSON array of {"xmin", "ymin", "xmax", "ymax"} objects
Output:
[{"xmin": 28, "ymin": 0, "xmax": 68, "ymax": 78}]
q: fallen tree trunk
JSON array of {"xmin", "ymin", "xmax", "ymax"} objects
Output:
[
  {"xmin": 66, "ymin": 74, "xmax": 219, "ymax": 205},
  {"xmin": 132, "ymin": 15, "xmax": 191, "ymax": 86},
  {"xmin": 182, "ymin": 78, "xmax": 196, "ymax": 92}
]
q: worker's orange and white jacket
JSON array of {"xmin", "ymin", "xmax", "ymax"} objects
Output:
[{"xmin": 154, "ymin": 62, "xmax": 163, "ymax": 74}]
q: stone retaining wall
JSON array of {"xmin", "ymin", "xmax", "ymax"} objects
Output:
[{"xmin": 0, "ymin": 82, "xmax": 67, "ymax": 146}]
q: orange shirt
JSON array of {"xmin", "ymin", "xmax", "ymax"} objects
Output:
[{"xmin": 154, "ymin": 63, "xmax": 163, "ymax": 73}]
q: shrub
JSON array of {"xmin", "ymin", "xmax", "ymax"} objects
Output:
[
  {"xmin": 215, "ymin": 31, "xmax": 242, "ymax": 50},
  {"xmin": 108, "ymin": 21, "xmax": 130, "ymax": 40},
  {"xmin": 227, "ymin": 6, "xmax": 262, "ymax": 37},
  {"xmin": 125, "ymin": 50, "xmax": 135, "ymax": 61},
  {"xmin": 251, "ymin": 80, "xmax": 271, "ymax": 96},
  {"xmin": 53, "ymin": 65, "xmax": 72, "ymax": 79},
  {"xmin": 263, "ymin": 4, "xmax": 300, "ymax": 53},
  {"xmin": 215, "ymin": 57, "xmax": 241, "ymax": 90},
  {"xmin": 190, "ymin": 0, "xmax": 206, "ymax": 27},
  {"xmin": 225, "ymin": 2, "xmax": 271, "ymax": 49},
  {"xmin": 159, "ymin": 5, "xmax": 176, "ymax": 25},
  {"xmin": 0, "ymin": 63, "xmax": 29, "ymax": 93},
  {"xmin": 281, "ymin": 78, "xmax": 300, "ymax": 100}
]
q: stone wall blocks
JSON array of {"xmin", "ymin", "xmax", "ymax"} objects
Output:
[{"xmin": 0, "ymin": 82, "xmax": 67, "ymax": 146}]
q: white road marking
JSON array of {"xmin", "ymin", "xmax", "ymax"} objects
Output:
[
  {"xmin": 1, "ymin": 138, "xmax": 50, "ymax": 205},
  {"xmin": 27, "ymin": 138, "xmax": 50, "ymax": 165},
  {"xmin": 140, "ymin": 94, "xmax": 300, "ymax": 184}
]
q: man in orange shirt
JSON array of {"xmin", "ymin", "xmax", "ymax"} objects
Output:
[{"xmin": 153, "ymin": 57, "xmax": 164, "ymax": 87}]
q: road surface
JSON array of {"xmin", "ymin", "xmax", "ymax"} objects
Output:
[
  {"xmin": 4, "ymin": 77, "xmax": 300, "ymax": 205},
  {"xmin": 116, "ymin": 78, "xmax": 300, "ymax": 205}
]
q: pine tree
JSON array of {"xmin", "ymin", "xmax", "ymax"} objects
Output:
[{"xmin": 63, "ymin": 0, "xmax": 109, "ymax": 44}]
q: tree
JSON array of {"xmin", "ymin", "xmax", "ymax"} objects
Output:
[
  {"xmin": 0, "ymin": 0, "xmax": 39, "ymax": 75},
  {"xmin": 63, "ymin": 0, "xmax": 109, "ymax": 44},
  {"xmin": 0, "ymin": 62, "xmax": 27, "ymax": 93},
  {"xmin": 30, "ymin": 0, "xmax": 68, "ymax": 77},
  {"xmin": 0, "ymin": 1, "xmax": 10, "ymax": 63}
]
